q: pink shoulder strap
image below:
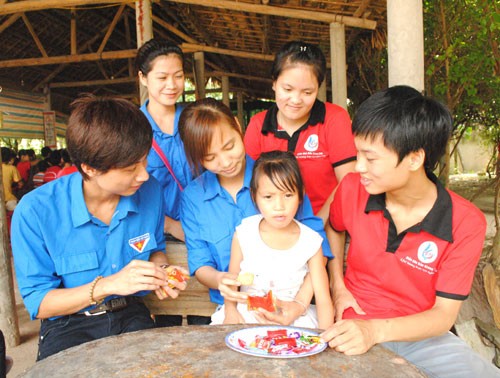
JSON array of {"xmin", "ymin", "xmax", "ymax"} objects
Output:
[{"xmin": 151, "ymin": 139, "xmax": 184, "ymax": 192}]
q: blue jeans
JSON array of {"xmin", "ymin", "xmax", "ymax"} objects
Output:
[
  {"xmin": 37, "ymin": 301, "xmax": 154, "ymax": 361},
  {"xmin": 382, "ymin": 332, "xmax": 500, "ymax": 378}
]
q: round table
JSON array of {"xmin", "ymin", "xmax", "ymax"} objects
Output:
[{"xmin": 21, "ymin": 325, "xmax": 426, "ymax": 377}]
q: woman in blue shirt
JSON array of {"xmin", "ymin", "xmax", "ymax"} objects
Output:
[
  {"xmin": 179, "ymin": 98, "xmax": 332, "ymax": 325},
  {"xmin": 136, "ymin": 39, "xmax": 192, "ymax": 241}
]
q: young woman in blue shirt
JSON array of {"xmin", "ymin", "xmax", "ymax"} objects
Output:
[
  {"xmin": 136, "ymin": 39, "xmax": 192, "ymax": 242},
  {"xmin": 179, "ymin": 98, "xmax": 331, "ymax": 325}
]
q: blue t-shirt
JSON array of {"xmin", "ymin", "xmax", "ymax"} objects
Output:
[
  {"xmin": 141, "ymin": 101, "xmax": 193, "ymax": 220},
  {"xmin": 180, "ymin": 155, "xmax": 332, "ymax": 305},
  {"xmin": 11, "ymin": 173, "xmax": 166, "ymax": 320}
]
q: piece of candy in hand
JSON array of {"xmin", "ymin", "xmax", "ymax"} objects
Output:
[
  {"xmin": 247, "ymin": 290, "xmax": 276, "ymax": 312},
  {"xmin": 237, "ymin": 272, "xmax": 254, "ymax": 286},
  {"xmin": 163, "ymin": 265, "xmax": 189, "ymax": 288}
]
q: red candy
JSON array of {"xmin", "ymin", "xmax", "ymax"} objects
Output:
[{"xmin": 246, "ymin": 329, "xmax": 322, "ymax": 356}]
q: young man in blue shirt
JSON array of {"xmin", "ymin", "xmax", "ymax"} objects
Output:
[{"xmin": 12, "ymin": 95, "xmax": 187, "ymax": 360}]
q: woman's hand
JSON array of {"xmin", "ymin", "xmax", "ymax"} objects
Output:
[
  {"xmin": 333, "ymin": 286, "xmax": 366, "ymax": 321},
  {"xmin": 218, "ymin": 273, "xmax": 248, "ymax": 303}
]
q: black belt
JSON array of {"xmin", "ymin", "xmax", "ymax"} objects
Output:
[{"xmin": 79, "ymin": 296, "xmax": 141, "ymax": 316}]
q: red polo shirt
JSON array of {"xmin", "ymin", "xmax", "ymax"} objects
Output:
[
  {"xmin": 244, "ymin": 100, "xmax": 356, "ymax": 213},
  {"xmin": 330, "ymin": 172, "xmax": 486, "ymax": 320}
]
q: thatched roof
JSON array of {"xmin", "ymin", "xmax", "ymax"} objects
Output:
[{"xmin": 0, "ymin": 0, "xmax": 387, "ymax": 114}]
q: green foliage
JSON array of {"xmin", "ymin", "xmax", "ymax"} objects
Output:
[{"xmin": 423, "ymin": 0, "xmax": 499, "ymax": 141}]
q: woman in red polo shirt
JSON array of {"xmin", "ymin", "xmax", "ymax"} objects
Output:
[{"xmin": 244, "ymin": 41, "xmax": 357, "ymax": 222}]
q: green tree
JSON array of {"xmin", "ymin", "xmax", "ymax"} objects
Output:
[{"xmin": 423, "ymin": 0, "xmax": 499, "ymax": 182}]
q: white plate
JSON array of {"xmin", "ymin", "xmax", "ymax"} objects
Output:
[{"xmin": 225, "ymin": 325, "xmax": 327, "ymax": 359}]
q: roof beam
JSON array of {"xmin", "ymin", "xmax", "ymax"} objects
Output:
[
  {"xmin": 0, "ymin": 13, "xmax": 22, "ymax": 35},
  {"xmin": 0, "ymin": 49, "xmax": 137, "ymax": 68},
  {"xmin": 167, "ymin": 0, "xmax": 377, "ymax": 30},
  {"xmin": 22, "ymin": 13, "xmax": 48, "ymax": 57},
  {"xmin": 0, "ymin": 0, "xmax": 142, "ymax": 16}
]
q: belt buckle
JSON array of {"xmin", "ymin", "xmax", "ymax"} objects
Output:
[{"xmin": 83, "ymin": 309, "xmax": 107, "ymax": 316}]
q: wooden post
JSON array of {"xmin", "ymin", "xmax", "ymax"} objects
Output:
[
  {"xmin": 221, "ymin": 75, "xmax": 230, "ymax": 107},
  {"xmin": 0, "ymin": 161, "xmax": 20, "ymax": 348},
  {"xmin": 236, "ymin": 92, "xmax": 245, "ymax": 131},
  {"xmin": 193, "ymin": 51, "xmax": 206, "ymax": 99},
  {"xmin": 135, "ymin": 0, "xmax": 153, "ymax": 105},
  {"xmin": 318, "ymin": 80, "xmax": 327, "ymax": 102},
  {"xmin": 329, "ymin": 22, "xmax": 347, "ymax": 109},
  {"xmin": 387, "ymin": 0, "xmax": 424, "ymax": 91}
]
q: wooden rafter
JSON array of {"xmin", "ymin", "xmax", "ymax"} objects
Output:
[
  {"xmin": 21, "ymin": 13, "xmax": 48, "ymax": 57},
  {"xmin": 97, "ymin": 4, "xmax": 126, "ymax": 54},
  {"xmin": 167, "ymin": 0, "xmax": 377, "ymax": 30},
  {"xmin": 0, "ymin": 0, "xmax": 140, "ymax": 16},
  {"xmin": 0, "ymin": 13, "xmax": 21, "ymax": 35}
]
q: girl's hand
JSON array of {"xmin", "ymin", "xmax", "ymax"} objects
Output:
[
  {"xmin": 223, "ymin": 307, "xmax": 245, "ymax": 324},
  {"xmin": 333, "ymin": 286, "xmax": 366, "ymax": 322},
  {"xmin": 254, "ymin": 299, "xmax": 304, "ymax": 326},
  {"xmin": 218, "ymin": 273, "xmax": 248, "ymax": 303}
]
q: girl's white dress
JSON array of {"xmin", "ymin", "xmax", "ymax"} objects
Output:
[{"xmin": 210, "ymin": 214, "xmax": 323, "ymax": 328}]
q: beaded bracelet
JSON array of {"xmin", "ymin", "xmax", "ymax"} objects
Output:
[
  {"xmin": 89, "ymin": 275, "xmax": 104, "ymax": 306},
  {"xmin": 292, "ymin": 299, "xmax": 308, "ymax": 316}
]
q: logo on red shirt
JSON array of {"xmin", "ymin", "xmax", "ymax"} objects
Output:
[
  {"xmin": 417, "ymin": 241, "xmax": 438, "ymax": 263},
  {"xmin": 129, "ymin": 233, "xmax": 150, "ymax": 253},
  {"xmin": 304, "ymin": 134, "xmax": 319, "ymax": 151}
]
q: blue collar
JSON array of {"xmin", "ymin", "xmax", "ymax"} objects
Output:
[
  {"xmin": 202, "ymin": 155, "xmax": 254, "ymax": 201},
  {"xmin": 140, "ymin": 100, "xmax": 183, "ymax": 136}
]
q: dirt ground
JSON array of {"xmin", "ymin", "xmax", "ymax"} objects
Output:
[{"xmin": 5, "ymin": 174, "xmax": 497, "ymax": 377}]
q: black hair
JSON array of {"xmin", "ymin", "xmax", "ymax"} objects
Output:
[
  {"xmin": 250, "ymin": 150, "xmax": 304, "ymax": 204},
  {"xmin": 271, "ymin": 40, "xmax": 327, "ymax": 86},
  {"xmin": 352, "ymin": 85, "xmax": 453, "ymax": 172},
  {"xmin": 1, "ymin": 147, "xmax": 14, "ymax": 163},
  {"xmin": 135, "ymin": 39, "xmax": 184, "ymax": 75},
  {"xmin": 41, "ymin": 146, "xmax": 52, "ymax": 159}
]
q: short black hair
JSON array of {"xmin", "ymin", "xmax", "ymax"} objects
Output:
[
  {"xmin": 41, "ymin": 146, "xmax": 52, "ymax": 158},
  {"xmin": 352, "ymin": 85, "xmax": 453, "ymax": 171},
  {"xmin": 1, "ymin": 147, "xmax": 13, "ymax": 163}
]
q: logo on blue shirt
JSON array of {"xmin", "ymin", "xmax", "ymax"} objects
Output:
[{"xmin": 129, "ymin": 233, "xmax": 151, "ymax": 253}]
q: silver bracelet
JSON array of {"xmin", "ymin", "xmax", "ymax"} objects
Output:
[{"xmin": 292, "ymin": 299, "xmax": 308, "ymax": 316}]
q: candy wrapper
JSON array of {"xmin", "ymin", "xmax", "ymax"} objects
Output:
[
  {"xmin": 161, "ymin": 265, "xmax": 189, "ymax": 294},
  {"xmin": 243, "ymin": 329, "xmax": 322, "ymax": 356},
  {"xmin": 247, "ymin": 290, "xmax": 276, "ymax": 312}
]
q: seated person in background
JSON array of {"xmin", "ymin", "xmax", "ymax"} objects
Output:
[
  {"xmin": 320, "ymin": 85, "xmax": 499, "ymax": 378},
  {"xmin": 42, "ymin": 149, "xmax": 62, "ymax": 183},
  {"xmin": 11, "ymin": 95, "xmax": 187, "ymax": 361},
  {"xmin": 31, "ymin": 159, "xmax": 49, "ymax": 188},
  {"xmin": 56, "ymin": 148, "xmax": 78, "ymax": 178},
  {"xmin": 211, "ymin": 151, "xmax": 333, "ymax": 329},
  {"xmin": 16, "ymin": 149, "xmax": 31, "ymax": 183},
  {"xmin": 1, "ymin": 147, "xmax": 22, "ymax": 211}
]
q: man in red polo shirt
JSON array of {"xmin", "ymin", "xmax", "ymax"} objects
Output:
[{"xmin": 321, "ymin": 86, "xmax": 499, "ymax": 378}]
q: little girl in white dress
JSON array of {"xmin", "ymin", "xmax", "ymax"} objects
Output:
[{"xmin": 210, "ymin": 151, "xmax": 333, "ymax": 329}]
